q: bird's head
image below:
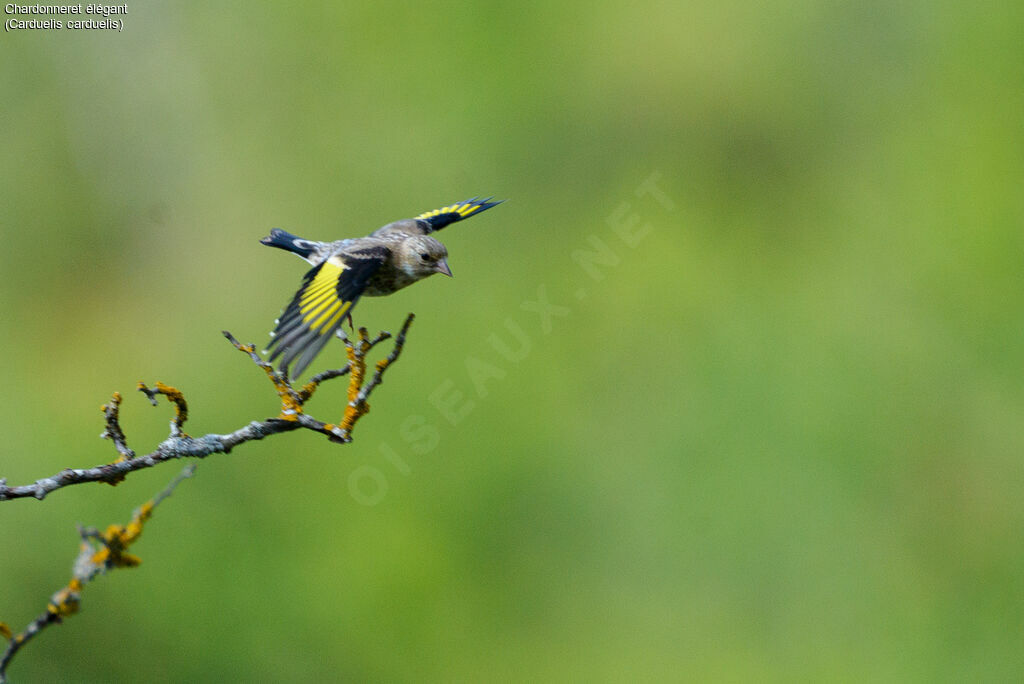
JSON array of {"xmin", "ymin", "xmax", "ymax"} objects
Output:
[{"xmin": 399, "ymin": 235, "xmax": 452, "ymax": 279}]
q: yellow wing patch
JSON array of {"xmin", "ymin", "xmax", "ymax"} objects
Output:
[
  {"xmin": 298, "ymin": 260, "xmax": 351, "ymax": 332},
  {"xmin": 416, "ymin": 202, "xmax": 484, "ymax": 220},
  {"xmin": 412, "ymin": 197, "xmax": 502, "ymax": 232},
  {"xmin": 267, "ymin": 249, "xmax": 388, "ymax": 377}
]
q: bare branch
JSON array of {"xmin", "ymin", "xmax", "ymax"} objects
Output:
[
  {"xmin": 99, "ymin": 392, "xmax": 135, "ymax": 462},
  {"xmin": 0, "ymin": 465, "xmax": 196, "ymax": 683},
  {"xmin": 0, "ymin": 314, "xmax": 415, "ymax": 502}
]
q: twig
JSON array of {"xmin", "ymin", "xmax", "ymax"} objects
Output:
[
  {"xmin": 0, "ymin": 465, "xmax": 196, "ymax": 683},
  {"xmin": 137, "ymin": 382, "xmax": 189, "ymax": 437},
  {"xmin": 336, "ymin": 314, "xmax": 415, "ymax": 441},
  {"xmin": 0, "ymin": 314, "xmax": 415, "ymax": 502},
  {"xmin": 99, "ymin": 392, "xmax": 135, "ymax": 462}
]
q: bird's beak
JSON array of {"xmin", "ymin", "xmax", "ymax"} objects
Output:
[{"xmin": 435, "ymin": 258, "xmax": 452, "ymax": 277}]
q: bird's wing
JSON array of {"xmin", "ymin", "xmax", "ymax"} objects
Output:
[
  {"xmin": 413, "ymin": 197, "xmax": 503, "ymax": 233},
  {"xmin": 266, "ymin": 246, "xmax": 388, "ymax": 377}
]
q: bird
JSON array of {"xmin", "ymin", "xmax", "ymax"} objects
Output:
[{"xmin": 260, "ymin": 197, "xmax": 503, "ymax": 378}]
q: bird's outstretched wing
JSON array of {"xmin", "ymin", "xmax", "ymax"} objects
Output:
[
  {"xmin": 414, "ymin": 197, "xmax": 503, "ymax": 233},
  {"xmin": 266, "ymin": 247, "xmax": 388, "ymax": 377}
]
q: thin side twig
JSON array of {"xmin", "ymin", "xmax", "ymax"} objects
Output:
[
  {"xmin": 0, "ymin": 465, "xmax": 196, "ymax": 683},
  {"xmin": 99, "ymin": 392, "xmax": 135, "ymax": 462},
  {"xmin": 335, "ymin": 314, "xmax": 415, "ymax": 442},
  {"xmin": 137, "ymin": 382, "xmax": 189, "ymax": 437}
]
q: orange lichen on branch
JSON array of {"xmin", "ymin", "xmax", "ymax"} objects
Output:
[
  {"xmin": 156, "ymin": 382, "xmax": 187, "ymax": 426},
  {"xmin": 299, "ymin": 379, "xmax": 321, "ymax": 403},
  {"xmin": 334, "ymin": 316, "xmax": 413, "ymax": 439},
  {"xmin": 1, "ymin": 318, "xmax": 415, "ymax": 506},
  {"xmin": 222, "ymin": 318, "xmax": 412, "ymax": 443},
  {"xmin": 100, "ymin": 392, "xmax": 134, "ymax": 480},
  {"xmin": 259, "ymin": 361, "xmax": 304, "ymax": 420},
  {"xmin": 99, "ymin": 391, "xmax": 123, "ymax": 419},
  {"xmin": 338, "ymin": 329, "xmax": 371, "ymax": 433},
  {"xmin": 137, "ymin": 382, "xmax": 189, "ymax": 437},
  {"xmin": 223, "ymin": 333, "xmax": 305, "ymax": 419},
  {"xmin": 0, "ymin": 468, "xmax": 193, "ymax": 683},
  {"xmin": 297, "ymin": 360, "xmax": 356, "ymax": 403},
  {"xmin": 46, "ymin": 579, "xmax": 82, "ymax": 618},
  {"xmin": 89, "ymin": 500, "xmax": 153, "ymax": 569},
  {"xmin": 1, "ymin": 315, "xmax": 419, "ymax": 677}
]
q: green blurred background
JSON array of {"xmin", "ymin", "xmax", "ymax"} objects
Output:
[{"xmin": 2, "ymin": 2, "xmax": 1023, "ymax": 681}]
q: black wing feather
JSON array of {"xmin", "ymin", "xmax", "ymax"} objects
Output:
[
  {"xmin": 414, "ymin": 197, "xmax": 504, "ymax": 233},
  {"xmin": 267, "ymin": 247, "xmax": 388, "ymax": 377}
]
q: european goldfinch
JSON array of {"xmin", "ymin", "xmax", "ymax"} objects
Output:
[{"xmin": 261, "ymin": 197, "xmax": 503, "ymax": 377}]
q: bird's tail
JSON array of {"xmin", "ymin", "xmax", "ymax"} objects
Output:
[{"xmin": 260, "ymin": 229, "xmax": 318, "ymax": 259}]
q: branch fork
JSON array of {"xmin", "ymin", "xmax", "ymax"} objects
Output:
[
  {"xmin": 0, "ymin": 314, "xmax": 417, "ymax": 680},
  {"xmin": 0, "ymin": 314, "xmax": 414, "ymax": 503}
]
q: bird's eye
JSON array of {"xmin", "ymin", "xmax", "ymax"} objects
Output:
[{"xmin": 419, "ymin": 252, "xmax": 430, "ymax": 261}]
